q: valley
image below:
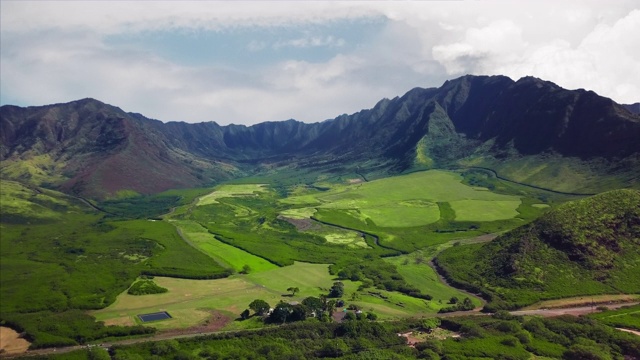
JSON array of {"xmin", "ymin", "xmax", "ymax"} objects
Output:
[{"xmin": 1, "ymin": 75, "xmax": 640, "ymax": 359}]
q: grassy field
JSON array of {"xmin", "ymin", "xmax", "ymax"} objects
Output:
[
  {"xmin": 197, "ymin": 184, "xmax": 267, "ymax": 206},
  {"xmin": 170, "ymin": 219, "xmax": 277, "ymax": 273},
  {"xmin": 92, "ymin": 261, "xmax": 462, "ymax": 329},
  {"xmin": 93, "ymin": 263, "xmax": 347, "ymax": 329},
  {"xmin": 385, "ymin": 251, "xmax": 482, "ymax": 308},
  {"xmin": 281, "ymin": 170, "xmax": 521, "ymax": 227}
]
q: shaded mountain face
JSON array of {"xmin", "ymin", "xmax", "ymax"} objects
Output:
[
  {"xmin": 2, "ymin": 75, "xmax": 639, "ymax": 198},
  {"xmin": 623, "ymin": 102, "xmax": 640, "ymax": 114}
]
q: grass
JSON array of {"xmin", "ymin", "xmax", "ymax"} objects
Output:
[
  {"xmin": 589, "ymin": 304, "xmax": 640, "ymax": 330},
  {"xmin": 435, "ymin": 190, "xmax": 640, "ymax": 310},
  {"xmin": 385, "ymin": 252, "xmax": 482, "ymax": 308},
  {"xmin": 197, "ymin": 184, "xmax": 267, "ymax": 206},
  {"xmin": 282, "ymin": 170, "xmax": 521, "ymax": 227},
  {"xmin": 450, "ymin": 199, "xmax": 521, "ymax": 221},
  {"xmin": 92, "ymin": 261, "xmax": 458, "ymax": 328},
  {"xmin": 93, "ymin": 263, "xmax": 341, "ymax": 329},
  {"xmin": 170, "ymin": 220, "xmax": 277, "ymax": 273},
  {"xmin": 0, "ymin": 180, "xmax": 76, "ymax": 221}
]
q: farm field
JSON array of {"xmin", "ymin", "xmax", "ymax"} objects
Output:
[
  {"xmin": 170, "ymin": 219, "xmax": 277, "ymax": 273},
  {"xmin": 281, "ymin": 170, "xmax": 522, "ymax": 227}
]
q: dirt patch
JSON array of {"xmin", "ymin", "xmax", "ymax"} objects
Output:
[
  {"xmin": 399, "ymin": 328, "xmax": 461, "ymax": 347},
  {"xmin": 0, "ymin": 326, "xmax": 31, "ymax": 355},
  {"xmin": 347, "ymin": 178, "xmax": 363, "ymax": 184},
  {"xmin": 156, "ymin": 311, "xmax": 232, "ymax": 339},
  {"xmin": 279, "ymin": 216, "xmax": 321, "ymax": 232}
]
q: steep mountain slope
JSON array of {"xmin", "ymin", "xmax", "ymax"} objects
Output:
[
  {"xmin": 435, "ymin": 189, "xmax": 640, "ymax": 310},
  {"xmin": 2, "ymin": 75, "xmax": 639, "ymax": 199},
  {"xmin": 0, "ymin": 99, "xmax": 241, "ymax": 198}
]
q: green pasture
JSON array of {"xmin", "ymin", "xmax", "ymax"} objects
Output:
[
  {"xmin": 450, "ymin": 199, "xmax": 521, "ymax": 221},
  {"xmin": 170, "ymin": 220, "xmax": 277, "ymax": 273},
  {"xmin": 92, "ymin": 261, "xmax": 452, "ymax": 329},
  {"xmin": 385, "ymin": 251, "xmax": 482, "ymax": 308},
  {"xmin": 197, "ymin": 184, "xmax": 267, "ymax": 206},
  {"xmin": 281, "ymin": 170, "xmax": 521, "ymax": 227},
  {"xmin": 92, "ymin": 263, "xmax": 342, "ymax": 329}
]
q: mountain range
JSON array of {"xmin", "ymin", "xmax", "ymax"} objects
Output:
[{"xmin": 1, "ymin": 75, "xmax": 639, "ymax": 199}]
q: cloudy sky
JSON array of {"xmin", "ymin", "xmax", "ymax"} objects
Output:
[{"xmin": 1, "ymin": 1, "xmax": 639, "ymax": 125}]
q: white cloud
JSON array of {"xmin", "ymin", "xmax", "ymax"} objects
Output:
[
  {"xmin": 273, "ymin": 36, "xmax": 346, "ymax": 49},
  {"xmin": 1, "ymin": 1, "xmax": 639, "ymax": 125}
]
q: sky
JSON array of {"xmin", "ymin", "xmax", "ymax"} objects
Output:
[{"xmin": 1, "ymin": 1, "xmax": 639, "ymax": 125}]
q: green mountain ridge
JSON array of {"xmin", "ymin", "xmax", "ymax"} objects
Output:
[
  {"xmin": 2, "ymin": 75, "xmax": 639, "ymax": 199},
  {"xmin": 436, "ymin": 189, "xmax": 640, "ymax": 310}
]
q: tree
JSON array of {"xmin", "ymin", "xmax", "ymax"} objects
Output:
[
  {"xmin": 240, "ymin": 264, "xmax": 251, "ymax": 274},
  {"xmin": 240, "ymin": 309, "xmax": 250, "ymax": 320},
  {"xmin": 326, "ymin": 299, "xmax": 337, "ymax": 316},
  {"xmin": 449, "ymin": 296, "xmax": 459, "ymax": 304},
  {"xmin": 302, "ymin": 296, "xmax": 324, "ymax": 314},
  {"xmin": 462, "ymin": 297, "xmax": 474, "ymax": 310},
  {"xmin": 421, "ymin": 318, "xmax": 441, "ymax": 332},
  {"xmin": 329, "ymin": 282, "xmax": 344, "ymax": 298},
  {"xmin": 286, "ymin": 286, "xmax": 300, "ymax": 296},
  {"xmin": 248, "ymin": 299, "xmax": 270, "ymax": 316},
  {"xmin": 269, "ymin": 302, "xmax": 293, "ymax": 323}
]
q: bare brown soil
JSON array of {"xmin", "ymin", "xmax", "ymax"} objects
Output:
[
  {"xmin": 347, "ymin": 178, "xmax": 363, "ymax": 184},
  {"xmin": 279, "ymin": 216, "xmax": 321, "ymax": 232},
  {"xmin": 0, "ymin": 327, "xmax": 30, "ymax": 355}
]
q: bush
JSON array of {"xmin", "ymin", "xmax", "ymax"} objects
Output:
[{"xmin": 127, "ymin": 280, "xmax": 168, "ymax": 296}]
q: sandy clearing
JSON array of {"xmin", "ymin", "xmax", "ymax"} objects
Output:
[{"xmin": 0, "ymin": 326, "xmax": 30, "ymax": 355}]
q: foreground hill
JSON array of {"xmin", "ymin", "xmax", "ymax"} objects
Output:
[
  {"xmin": 435, "ymin": 189, "xmax": 640, "ymax": 310},
  {"xmin": 2, "ymin": 75, "xmax": 639, "ymax": 198}
]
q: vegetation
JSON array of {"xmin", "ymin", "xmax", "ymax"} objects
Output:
[
  {"xmin": 588, "ymin": 304, "xmax": 640, "ymax": 330},
  {"xmin": 2, "ymin": 167, "xmax": 632, "ymax": 350},
  {"xmin": 127, "ymin": 280, "xmax": 168, "ymax": 296},
  {"xmin": 48, "ymin": 313, "xmax": 640, "ymax": 359},
  {"xmin": 436, "ymin": 189, "xmax": 640, "ymax": 310},
  {"xmin": 0, "ymin": 185, "xmax": 228, "ymax": 346}
]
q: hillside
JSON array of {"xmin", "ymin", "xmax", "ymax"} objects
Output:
[
  {"xmin": 435, "ymin": 189, "xmax": 640, "ymax": 310},
  {"xmin": 2, "ymin": 75, "xmax": 639, "ymax": 199}
]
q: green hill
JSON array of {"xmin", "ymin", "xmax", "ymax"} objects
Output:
[{"xmin": 435, "ymin": 189, "xmax": 640, "ymax": 310}]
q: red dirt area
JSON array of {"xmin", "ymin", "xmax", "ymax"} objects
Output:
[{"xmin": 156, "ymin": 311, "xmax": 232, "ymax": 339}]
